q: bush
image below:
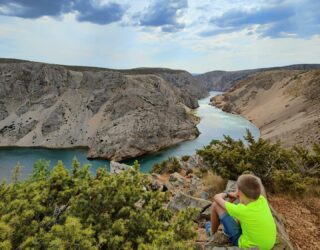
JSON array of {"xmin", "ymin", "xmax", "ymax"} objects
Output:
[
  {"xmin": 181, "ymin": 155, "xmax": 191, "ymax": 161},
  {"xmin": 197, "ymin": 130, "xmax": 320, "ymax": 196},
  {"xmin": 202, "ymin": 172, "xmax": 226, "ymax": 199},
  {"xmin": 152, "ymin": 157, "xmax": 182, "ymax": 174},
  {"xmin": 0, "ymin": 160, "xmax": 197, "ymax": 249}
]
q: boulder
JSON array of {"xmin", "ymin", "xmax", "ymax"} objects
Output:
[
  {"xmin": 164, "ymin": 172, "xmax": 187, "ymax": 192},
  {"xmin": 225, "ymin": 180, "xmax": 237, "ymax": 193},
  {"xmin": 150, "ymin": 173, "xmax": 166, "ymax": 191},
  {"xmin": 189, "ymin": 174, "xmax": 203, "ymax": 195},
  {"xmin": 109, "ymin": 161, "xmax": 131, "ymax": 174},
  {"xmin": 200, "ymin": 191, "xmax": 209, "ymax": 200},
  {"xmin": 184, "ymin": 155, "xmax": 209, "ymax": 170},
  {"xmin": 168, "ymin": 192, "xmax": 212, "ymax": 213}
]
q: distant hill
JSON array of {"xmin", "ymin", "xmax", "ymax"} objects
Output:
[
  {"xmin": 0, "ymin": 58, "xmax": 185, "ymax": 74},
  {"xmin": 210, "ymin": 69, "xmax": 320, "ymax": 148},
  {"xmin": 196, "ymin": 64, "xmax": 320, "ymax": 91}
]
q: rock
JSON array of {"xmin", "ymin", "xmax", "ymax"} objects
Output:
[
  {"xmin": 168, "ymin": 192, "xmax": 212, "ymax": 213},
  {"xmin": 150, "ymin": 179, "xmax": 163, "ymax": 191},
  {"xmin": 185, "ymin": 155, "xmax": 209, "ymax": 170},
  {"xmin": 186, "ymin": 155, "xmax": 199, "ymax": 169},
  {"xmin": 109, "ymin": 161, "xmax": 131, "ymax": 174},
  {"xmin": 188, "ymin": 175, "xmax": 202, "ymax": 194},
  {"xmin": 17, "ymin": 120, "xmax": 38, "ymax": 139},
  {"xmin": 41, "ymin": 105, "xmax": 65, "ymax": 136},
  {"xmin": 150, "ymin": 173, "xmax": 167, "ymax": 191},
  {"xmin": 224, "ymin": 180, "xmax": 237, "ymax": 193},
  {"xmin": 169, "ymin": 172, "xmax": 184, "ymax": 183},
  {"xmin": 164, "ymin": 172, "xmax": 188, "ymax": 193},
  {"xmin": 200, "ymin": 191, "xmax": 209, "ymax": 200},
  {"xmin": 191, "ymin": 175, "xmax": 202, "ymax": 186}
]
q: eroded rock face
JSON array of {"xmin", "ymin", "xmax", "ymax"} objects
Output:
[
  {"xmin": 0, "ymin": 101, "xmax": 8, "ymax": 120},
  {"xmin": 0, "ymin": 61, "xmax": 208, "ymax": 160}
]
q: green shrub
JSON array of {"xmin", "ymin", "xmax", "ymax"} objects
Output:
[
  {"xmin": 152, "ymin": 157, "xmax": 182, "ymax": 174},
  {"xmin": 0, "ymin": 160, "xmax": 197, "ymax": 249},
  {"xmin": 181, "ymin": 155, "xmax": 191, "ymax": 161}
]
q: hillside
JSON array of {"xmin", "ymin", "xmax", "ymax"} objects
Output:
[
  {"xmin": 0, "ymin": 60, "xmax": 208, "ymax": 161},
  {"xmin": 211, "ymin": 69, "xmax": 320, "ymax": 148},
  {"xmin": 196, "ymin": 64, "xmax": 320, "ymax": 91}
]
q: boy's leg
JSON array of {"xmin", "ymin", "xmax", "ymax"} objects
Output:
[
  {"xmin": 211, "ymin": 201, "xmax": 242, "ymax": 246},
  {"xmin": 211, "ymin": 202, "xmax": 226, "ymax": 234}
]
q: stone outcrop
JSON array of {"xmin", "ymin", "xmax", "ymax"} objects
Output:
[
  {"xmin": 109, "ymin": 161, "xmax": 131, "ymax": 174},
  {"xmin": 0, "ymin": 60, "xmax": 209, "ymax": 160}
]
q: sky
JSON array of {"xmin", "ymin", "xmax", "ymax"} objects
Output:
[{"xmin": 0, "ymin": 0, "xmax": 319, "ymax": 73}]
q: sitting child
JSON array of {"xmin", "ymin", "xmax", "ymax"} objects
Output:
[{"xmin": 209, "ymin": 174, "xmax": 276, "ymax": 249}]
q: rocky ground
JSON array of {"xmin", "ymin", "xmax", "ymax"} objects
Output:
[
  {"xmin": 210, "ymin": 69, "xmax": 320, "ymax": 149},
  {"xmin": 0, "ymin": 61, "xmax": 208, "ymax": 161}
]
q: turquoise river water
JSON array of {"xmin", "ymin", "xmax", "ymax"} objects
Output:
[{"xmin": 0, "ymin": 91, "xmax": 259, "ymax": 180}]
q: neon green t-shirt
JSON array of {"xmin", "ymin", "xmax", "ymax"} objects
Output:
[{"xmin": 225, "ymin": 195, "xmax": 276, "ymax": 250}]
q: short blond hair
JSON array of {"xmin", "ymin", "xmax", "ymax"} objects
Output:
[{"xmin": 237, "ymin": 174, "xmax": 261, "ymax": 200}]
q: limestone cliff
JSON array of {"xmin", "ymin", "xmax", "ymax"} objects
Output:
[
  {"xmin": 210, "ymin": 69, "xmax": 320, "ymax": 148},
  {"xmin": 0, "ymin": 60, "xmax": 208, "ymax": 160}
]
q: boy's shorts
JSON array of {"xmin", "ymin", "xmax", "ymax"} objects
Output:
[{"xmin": 219, "ymin": 212, "xmax": 242, "ymax": 246}]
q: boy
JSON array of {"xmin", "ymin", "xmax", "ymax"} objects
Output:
[{"xmin": 209, "ymin": 174, "xmax": 276, "ymax": 249}]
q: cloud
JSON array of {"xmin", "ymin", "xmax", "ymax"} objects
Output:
[
  {"xmin": 137, "ymin": 0, "xmax": 188, "ymax": 32},
  {"xmin": 0, "ymin": 0, "xmax": 126, "ymax": 25},
  {"xmin": 200, "ymin": 0, "xmax": 320, "ymax": 38},
  {"xmin": 74, "ymin": 1, "xmax": 126, "ymax": 25}
]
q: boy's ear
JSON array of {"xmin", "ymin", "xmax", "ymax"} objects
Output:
[{"xmin": 237, "ymin": 190, "xmax": 241, "ymax": 197}]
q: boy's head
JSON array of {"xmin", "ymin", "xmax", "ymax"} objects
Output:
[{"xmin": 237, "ymin": 174, "xmax": 261, "ymax": 200}]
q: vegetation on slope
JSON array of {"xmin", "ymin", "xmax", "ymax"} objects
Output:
[
  {"xmin": 197, "ymin": 130, "xmax": 320, "ymax": 196},
  {"xmin": 0, "ymin": 160, "xmax": 197, "ymax": 249}
]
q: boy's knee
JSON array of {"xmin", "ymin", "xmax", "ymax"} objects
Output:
[{"xmin": 212, "ymin": 202, "xmax": 226, "ymax": 216}]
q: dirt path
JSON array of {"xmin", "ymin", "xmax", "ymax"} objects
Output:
[{"xmin": 269, "ymin": 196, "xmax": 320, "ymax": 250}]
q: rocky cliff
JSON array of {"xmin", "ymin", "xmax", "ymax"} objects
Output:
[
  {"xmin": 210, "ymin": 69, "xmax": 320, "ymax": 148},
  {"xmin": 0, "ymin": 60, "xmax": 208, "ymax": 160},
  {"xmin": 196, "ymin": 64, "xmax": 320, "ymax": 91}
]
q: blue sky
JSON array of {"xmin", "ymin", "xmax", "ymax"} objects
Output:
[{"xmin": 0, "ymin": 0, "xmax": 319, "ymax": 72}]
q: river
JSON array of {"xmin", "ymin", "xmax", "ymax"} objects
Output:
[{"xmin": 0, "ymin": 91, "xmax": 259, "ymax": 180}]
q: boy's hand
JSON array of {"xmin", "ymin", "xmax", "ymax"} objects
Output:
[{"xmin": 228, "ymin": 192, "xmax": 238, "ymax": 202}]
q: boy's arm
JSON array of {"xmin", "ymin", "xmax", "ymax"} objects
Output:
[{"xmin": 213, "ymin": 193, "xmax": 228, "ymax": 209}]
